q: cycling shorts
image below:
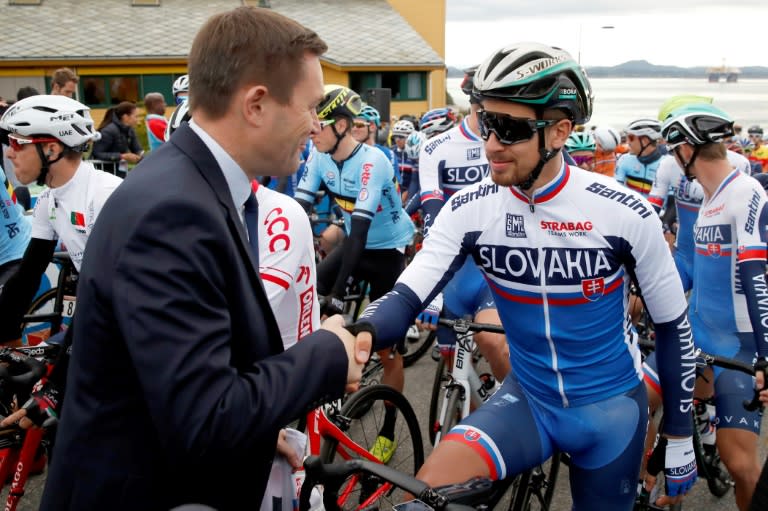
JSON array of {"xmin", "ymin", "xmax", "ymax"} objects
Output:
[
  {"xmin": 444, "ymin": 374, "xmax": 647, "ymax": 511},
  {"xmin": 643, "ymin": 330, "xmax": 761, "ymax": 434},
  {"xmin": 437, "ymin": 259, "xmax": 496, "ymax": 349}
]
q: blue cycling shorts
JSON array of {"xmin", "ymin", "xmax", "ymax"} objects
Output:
[{"xmin": 444, "ymin": 375, "xmax": 647, "ymax": 511}]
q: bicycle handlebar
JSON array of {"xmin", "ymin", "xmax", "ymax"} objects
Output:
[
  {"xmin": 0, "ymin": 348, "xmax": 48, "ymax": 388},
  {"xmin": 299, "ymin": 455, "xmax": 480, "ymax": 511},
  {"xmin": 693, "ymin": 348, "xmax": 763, "ymax": 412},
  {"xmin": 437, "ymin": 318, "xmax": 505, "ymax": 335}
]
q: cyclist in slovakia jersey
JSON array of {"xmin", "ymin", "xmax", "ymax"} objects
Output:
[
  {"xmin": 0, "ymin": 95, "xmax": 121, "ymax": 343},
  {"xmin": 402, "ymin": 130, "xmax": 427, "ymax": 215},
  {"xmin": 655, "ymin": 104, "xmax": 768, "ymax": 510},
  {"xmin": 615, "ymin": 119, "xmax": 665, "ymax": 197},
  {"xmin": 294, "ymin": 85, "xmax": 414, "ymax": 463},
  {"xmin": 391, "ymin": 119, "xmax": 416, "ymax": 190},
  {"xmin": 0, "ymin": 169, "xmax": 31, "ymax": 285},
  {"xmin": 253, "ymin": 180, "xmax": 320, "ymax": 349},
  {"xmin": 354, "ymin": 43, "xmax": 697, "ymax": 510},
  {"xmin": 416, "ymin": 68, "xmax": 509, "ymax": 382}
]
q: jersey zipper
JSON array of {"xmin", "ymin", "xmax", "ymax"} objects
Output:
[{"xmin": 539, "ymin": 247, "xmax": 569, "ymax": 407}]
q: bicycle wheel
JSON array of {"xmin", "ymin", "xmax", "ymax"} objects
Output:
[
  {"xmin": 320, "ymin": 384, "xmax": 424, "ymax": 511},
  {"xmin": 428, "ymin": 357, "xmax": 448, "ymax": 445},
  {"xmin": 699, "ymin": 443, "xmax": 732, "ymax": 498},
  {"xmin": 509, "ymin": 453, "xmax": 561, "ymax": 511},
  {"xmin": 439, "ymin": 385, "xmax": 465, "ymax": 441},
  {"xmin": 20, "ymin": 288, "xmax": 65, "ymax": 346},
  {"xmin": 402, "ymin": 329, "xmax": 435, "ymax": 368}
]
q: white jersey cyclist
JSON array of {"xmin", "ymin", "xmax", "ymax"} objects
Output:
[
  {"xmin": 419, "ymin": 117, "xmax": 489, "ymax": 233},
  {"xmin": 361, "ymin": 164, "xmax": 693, "ymax": 414},
  {"xmin": 32, "ymin": 161, "xmax": 121, "ymax": 271},
  {"xmin": 648, "ymin": 150, "xmax": 750, "ymax": 290},
  {"xmin": 254, "ymin": 181, "xmax": 320, "ymax": 349}
]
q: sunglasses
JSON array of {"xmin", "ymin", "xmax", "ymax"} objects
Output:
[
  {"xmin": 477, "ymin": 110, "xmax": 556, "ymax": 145},
  {"xmin": 352, "ymin": 121, "xmax": 369, "ymax": 129},
  {"xmin": 319, "ymin": 119, "xmax": 336, "ymax": 129},
  {"xmin": 7, "ymin": 134, "xmax": 59, "ymax": 152},
  {"xmin": 572, "ymin": 154, "xmax": 595, "ymax": 166}
]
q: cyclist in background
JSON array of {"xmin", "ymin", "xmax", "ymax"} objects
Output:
[
  {"xmin": 0, "ymin": 95, "xmax": 121, "ymax": 343},
  {"xmin": 564, "ymin": 131, "xmax": 596, "ymax": 171},
  {"xmin": 0, "ymin": 168, "xmax": 31, "ymax": 286},
  {"xmin": 652, "ymin": 103, "xmax": 768, "ymax": 510},
  {"xmin": 294, "ymin": 85, "xmax": 414, "ymax": 463},
  {"xmin": 391, "ymin": 118, "xmax": 415, "ymax": 189},
  {"xmin": 592, "ymin": 126, "xmax": 621, "ymax": 177},
  {"xmin": 747, "ymin": 125, "xmax": 768, "ymax": 172},
  {"xmin": 352, "ymin": 104, "xmax": 398, "ymax": 179},
  {"xmin": 172, "ymin": 74, "xmax": 189, "ymax": 106},
  {"xmin": 355, "ymin": 42, "xmax": 697, "ymax": 510},
  {"xmin": 615, "ymin": 118, "xmax": 664, "ymax": 197},
  {"xmin": 402, "ymin": 130, "xmax": 427, "ymax": 215},
  {"xmin": 417, "ymin": 70, "xmax": 509, "ymax": 382}
]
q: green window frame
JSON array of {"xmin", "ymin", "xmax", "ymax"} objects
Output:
[
  {"xmin": 349, "ymin": 71, "xmax": 426, "ymax": 101},
  {"xmin": 56, "ymin": 74, "xmax": 179, "ymax": 107}
]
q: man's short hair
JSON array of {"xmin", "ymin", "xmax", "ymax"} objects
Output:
[
  {"xmin": 188, "ymin": 6, "xmax": 327, "ymax": 119},
  {"xmin": 16, "ymin": 86, "xmax": 39, "ymax": 101},
  {"xmin": 697, "ymin": 142, "xmax": 727, "ymax": 161},
  {"xmin": 144, "ymin": 92, "xmax": 166, "ymax": 114},
  {"xmin": 52, "ymin": 67, "xmax": 79, "ymax": 87}
]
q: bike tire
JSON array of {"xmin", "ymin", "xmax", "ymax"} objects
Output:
[
  {"xmin": 402, "ymin": 329, "xmax": 436, "ymax": 368},
  {"xmin": 19, "ymin": 288, "xmax": 61, "ymax": 345},
  {"xmin": 439, "ymin": 385, "xmax": 464, "ymax": 441},
  {"xmin": 509, "ymin": 454, "xmax": 561, "ymax": 511},
  {"xmin": 319, "ymin": 384, "xmax": 424, "ymax": 511},
  {"xmin": 428, "ymin": 357, "xmax": 448, "ymax": 445}
]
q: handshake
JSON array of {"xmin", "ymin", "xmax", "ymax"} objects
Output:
[{"xmin": 320, "ymin": 315, "xmax": 374, "ymax": 393}]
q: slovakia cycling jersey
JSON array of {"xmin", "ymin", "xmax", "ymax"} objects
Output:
[
  {"xmin": 419, "ymin": 118, "xmax": 489, "ymax": 232},
  {"xmin": 361, "ymin": 163, "xmax": 693, "ymax": 435},
  {"xmin": 254, "ymin": 182, "xmax": 320, "ymax": 349},
  {"xmin": 689, "ymin": 169, "xmax": 768, "ymax": 359},
  {"xmin": 1, "ymin": 172, "xmax": 31, "ymax": 266},
  {"xmin": 614, "ymin": 152, "xmax": 663, "ymax": 197},
  {"xmin": 392, "ymin": 145, "xmax": 416, "ymax": 189},
  {"xmin": 31, "ymin": 161, "xmax": 122, "ymax": 271},
  {"xmin": 295, "ymin": 144, "xmax": 413, "ymax": 249}
]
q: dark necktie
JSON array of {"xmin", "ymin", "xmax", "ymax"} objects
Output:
[{"xmin": 243, "ymin": 192, "xmax": 259, "ymax": 265}]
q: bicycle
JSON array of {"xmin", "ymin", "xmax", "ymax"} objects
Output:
[
  {"xmin": 0, "ymin": 345, "xmax": 59, "ymax": 511},
  {"xmin": 296, "ymin": 384, "xmax": 424, "ymax": 511},
  {"xmin": 19, "ymin": 252, "xmax": 78, "ymax": 346}
]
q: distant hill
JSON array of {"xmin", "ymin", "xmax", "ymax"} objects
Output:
[{"xmin": 447, "ymin": 60, "xmax": 768, "ymax": 78}]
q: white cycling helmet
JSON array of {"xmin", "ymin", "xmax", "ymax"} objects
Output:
[
  {"xmin": 625, "ymin": 119, "xmax": 663, "ymax": 141},
  {"xmin": 0, "ymin": 94, "xmax": 97, "ymax": 152},
  {"xmin": 392, "ymin": 119, "xmax": 415, "ymax": 138},
  {"xmin": 165, "ymin": 100, "xmax": 191, "ymax": 140},
  {"xmin": 593, "ymin": 127, "xmax": 621, "ymax": 151},
  {"xmin": 172, "ymin": 75, "xmax": 189, "ymax": 97},
  {"xmin": 404, "ymin": 131, "xmax": 427, "ymax": 160}
]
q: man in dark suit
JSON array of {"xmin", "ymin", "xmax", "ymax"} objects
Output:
[{"xmin": 40, "ymin": 7, "xmax": 369, "ymax": 511}]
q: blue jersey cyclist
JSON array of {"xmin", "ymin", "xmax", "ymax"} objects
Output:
[
  {"xmin": 353, "ymin": 43, "xmax": 697, "ymax": 510},
  {"xmin": 615, "ymin": 118, "xmax": 665, "ymax": 198},
  {"xmin": 294, "ymin": 85, "xmax": 414, "ymax": 463},
  {"xmin": 0, "ymin": 170, "xmax": 31, "ymax": 286},
  {"xmin": 351, "ymin": 104, "xmax": 398, "ymax": 182}
]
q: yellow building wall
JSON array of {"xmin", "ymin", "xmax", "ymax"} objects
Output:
[
  {"xmin": 321, "ymin": 66, "xmax": 349, "ymax": 87},
  {"xmin": 386, "ymin": 0, "xmax": 445, "ymax": 57}
]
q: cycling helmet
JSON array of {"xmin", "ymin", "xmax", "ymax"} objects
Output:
[
  {"xmin": 357, "ymin": 105, "xmax": 381, "ymax": 127},
  {"xmin": 165, "ymin": 100, "xmax": 191, "ymax": 140},
  {"xmin": 592, "ymin": 127, "xmax": 621, "ymax": 151},
  {"xmin": 625, "ymin": 119, "xmax": 663, "ymax": 141},
  {"xmin": 0, "ymin": 95, "xmax": 97, "ymax": 185},
  {"xmin": 748, "ymin": 125, "xmax": 763, "ymax": 135},
  {"xmin": 460, "ymin": 65, "xmax": 478, "ymax": 96},
  {"xmin": 661, "ymin": 103, "xmax": 734, "ymax": 177},
  {"xmin": 473, "ymin": 42, "xmax": 593, "ymax": 125},
  {"xmin": 391, "ymin": 119, "xmax": 415, "ymax": 138},
  {"xmin": 316, "ymin": 85, "xmax": 362, "ymax": 122},
  {"xmin": 658, "ymin": 95, "xmax": 713, "ymax": 122},
  {"xmin": 420, "ymin": 107, "xmax": 457, "ymax": 137},
  {"xmin": 172, "ymin": 75, "xmax": 189, "ymax": 96},
  {"xmin": 565, "ymin": 132, "xmax": 595, "ymax": 153},
  {"xmin": 405, "ymin": 131, "xmax": 427, "ymax": 160}
]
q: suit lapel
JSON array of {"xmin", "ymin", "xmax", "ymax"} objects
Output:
[{"xmin": 171, "ymin": 125, "xmax": 284, "ymax": 353}]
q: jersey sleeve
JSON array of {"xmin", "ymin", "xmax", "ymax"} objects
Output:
[
  {"xmin": 30, "ymin": 189, "xmax": 57, "ymax": 241},
  {"xmin": 648, "ymin": 157, "xmax": 673, "ymax": 212},
  {"xmin": 293, "ymin": 148, "xmax": 322, "ymax": 204},
  {"xmin": 614, "ymin": 158, "xmax": 627, "ymax": 185},
  {"xmin": 417, "ymin": 142, "xmax": 446, "ymax": 233}
]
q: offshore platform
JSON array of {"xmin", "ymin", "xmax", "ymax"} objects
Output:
[{"xmin": 707, "ymin": 60, "xmax": 740, "ymax": 82}]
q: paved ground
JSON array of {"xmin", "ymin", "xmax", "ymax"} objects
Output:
[{"xmin": 8, "ymin": 342, "xmax": 767, "ymax": 510}]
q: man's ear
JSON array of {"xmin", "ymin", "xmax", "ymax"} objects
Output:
[
  {"xmin": 242, "ymin": 85, "xmax": 269, "ymax": 127},
  {"xmin": 550, "ymin": 119, "xmax": 573, "ymax": 149}
]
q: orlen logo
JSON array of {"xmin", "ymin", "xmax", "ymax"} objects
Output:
[
  {"xmin": 361, "ymin": 163, "xmax": 373, "ymax": 186},
  {"xmin": 297, "ymin": 286, "xmax": 315, "ymax": 340},
  {"xmin": 540, "ymin": 221, "xmax": 593, "ymax": 231}
]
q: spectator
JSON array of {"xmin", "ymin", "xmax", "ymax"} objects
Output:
[
  {"xmin": 144, "ymin": 92, "xmax": 168, "ymax": 151},
  {"xmin": 50, "ymin": 67, "xmax": 78, "ymax": 98},
  {"xmin": 38, "ymin": 6, "xmax": 367, "ymax": 511},
  {"xmin": 16, "ymin": 86, "xmax": 39, "ymax": 101},
  {"xmin": 91, "ymin": 101, "xmax": 143, "ymax": 178}
]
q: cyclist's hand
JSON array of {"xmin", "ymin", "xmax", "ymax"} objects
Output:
[
  {"xmin": 645, "ymin": 436, "xmax": 696, "ymax": 506},
  {"xmin": 0, "ymin": 379, "xmax": 61, "ymax": 430},
  {"xmin": 755, "ymin": 361, "xmax": 768, "ymax": 404},
  {"xmin": 320, "ymin": 315, "xmax": 368, "ymax": 393},
  {"xmin": 415, "ymin": 293, "xmax": 442, "ymax": 331}
]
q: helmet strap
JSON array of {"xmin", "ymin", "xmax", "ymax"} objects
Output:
[
  {"xmin": 638, "ymin": 137, "xmax": 657, "ymax": 156},
  {"xmin": 519, "ymin": 127, "xmax": 560, "ymax": 191},
  {"xmin": 34, "ymin": 144, "xmax": 63, "ymax": 186},
  {"xmin": 326, "ymin": 120, "xmax": 349, "ymax": 157},
  {"xmin": 675, "ymin": 145, "xmax": 700, "ymax": 181}
]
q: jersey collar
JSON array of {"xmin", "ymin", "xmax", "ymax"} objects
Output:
[
  {"xmin": 508, "ymin": 159, "xmax": 570, "ymax": 206},
  {"xmin": 709, "ymin": 168, "xmax": 740, "ymax": 203},
  {"xmin": 458, "ymin": 118, "xmax": 481, "ymax": 142}
]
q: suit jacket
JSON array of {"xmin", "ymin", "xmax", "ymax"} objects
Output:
[{"xmin": 41, "ymin": 124, "xmax": 348, "ymax": 511}]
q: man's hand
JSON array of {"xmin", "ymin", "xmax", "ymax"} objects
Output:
[
  {"xmin": 275, "ymin": 429, "xmax": 302, "ymax": 469},
  {"xmin": 644, "ymin": 436, "xmax": 697, "ymax": 507},
  {"xmin": 0, "ymin": 379, "xmax": 60, "ymax": 430},
  {"xmin": 415, "ymin": 293, "xmax": 442, "ymax": 331},
  {"xmin": 320, "ymin": 315, "xmax": 370, "ymax": 393},
  {"xmin": 756, "ymin": 364, "xmax": 768, "ymax": 404}
]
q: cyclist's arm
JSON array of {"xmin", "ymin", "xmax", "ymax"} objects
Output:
[
  {"xmin": 614, "ymin": 159, "xmax": 627, "ymax": 185},
  {"xmin": 418, "ymin": 147, "xmax": 445, "ymax": 234},
  {"xmin": 735, "ymin": 188, "xmax": 768, "ymax": 359},
  {"xmin": 629, "ymin": 200, "xmax": 694, "ymax": 437},
  {"xmin": 404, "ymin": 162, "xmax": 422, "ymax": 215},
  {"xmin": 647, "ymin": 158, "xmax": 673, "ymax": 213},
  {"xmin": 294, "ymin": 149, "xmax": 322, "ymax": 212},
  {"xmin": 0, "ymin": 238, "xmax": 56, "ymax": 342}
]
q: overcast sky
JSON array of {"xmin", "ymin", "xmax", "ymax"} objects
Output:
[{"xmin": 445, "ymin": 1, "xmax": 765, "ymax": 69}]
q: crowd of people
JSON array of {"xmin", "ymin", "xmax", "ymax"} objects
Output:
[{"xmin": 1, "ymin": 5, "xmax": 768, "ymax": 511}]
